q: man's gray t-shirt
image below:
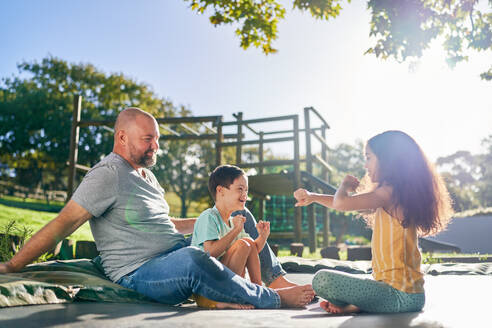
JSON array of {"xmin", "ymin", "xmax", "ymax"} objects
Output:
[{"xmin": 72, "ymin": 152, "xmax": 184, "ymax": 282}]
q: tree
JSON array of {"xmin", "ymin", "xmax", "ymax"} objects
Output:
[
  {"xmin": 154, "ymin": 139, "xmax": 211, "ymax": 218},
  {"xmin": 436, "ymin": 150, "xmax": 481, "ymax": 211},
  {"xmin": 185, "ymin": 0, "xmax": 491, "ymax": 80},
  {"xmin": 0, "ymin": 56, "xmax": 177, "ymax": 192},
  {"xmin": 326, "ymin": 140, "xmax": 366, "ymax": 185},
  {"xmin": 151, "ymin": 106, "xmax": 218, "ymax": 218},
  {"xmin": 436, "ymin": 135, "xmax": 492, "ymax": 211},
  {"xmin": 365, "ymin": 0, "xmax": 492, "ymax": 79},
  {"xmin": 476, "ymin": 135, "xmax": 492, "ymax": 206}
]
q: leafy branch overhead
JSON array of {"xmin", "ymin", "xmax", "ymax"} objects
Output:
[
  {"xmin": 187, "ymin": 0, "xmax": 287, "ymax": 54},
  {"xmin": 186, "ymin": 0, "xmax": 491, "ymax": 80}
]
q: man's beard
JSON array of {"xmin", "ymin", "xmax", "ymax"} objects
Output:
[{"xmin": 129, "ymin": 145, "xmax": 156, "ymax": 168}]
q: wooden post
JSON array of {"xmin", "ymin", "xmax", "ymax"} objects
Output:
[
  {"xmin": 304, "ymin": 108, "xmax": 317, "ymax": 253},
  {"xmin": 259, "ymin": 131, "xmax": 265, "ymax": 219},
  {"xmin": 216, "ymin": 116, "xmax": 223, "ymax": 166},
  {"xmin": 321, "ymin": 125, "xmax": 330, "ymax": 247},
  {"xmin": 67, "ymin": 95, "xmax": 81, "ymax": 201},
  {"xmin": 235, "ymin": 112, "xmax": 243, "ymax": 165},
  {"xmin": 259, "ymin": 131, "xmax": 264, "ymax": 174},
  {"xmin": 293, "ymin": 115, "xmax": 302, "ymax": 243}
]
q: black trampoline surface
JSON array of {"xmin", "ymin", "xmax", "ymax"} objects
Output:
[{"xmin": 1, "ymin": 273, "xmax": 490, "ymax": 328}]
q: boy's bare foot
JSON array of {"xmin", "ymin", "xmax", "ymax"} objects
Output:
[
  {"xmin": 268, "ymin": 275, "xmax": 298, "ymax": 289},
  {"xmin": 320, "ymin": 300, "xmax": 360, "ymax": 314},
  {"xmin": 275, "ymin": 284, "xmax": 315, "ymax": 308},
  {"xmin": 215, "ymin": 302, "xmax": 255, "ymax": 310}
]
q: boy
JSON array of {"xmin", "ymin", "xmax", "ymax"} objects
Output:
[{"xmin": 192, "ymin": 165, "xmax": 270, "ymax": 285}]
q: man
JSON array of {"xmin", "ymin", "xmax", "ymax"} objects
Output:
[{"xmin": 0, "ymin": 108, "xmax": 314, "ymax": 308}]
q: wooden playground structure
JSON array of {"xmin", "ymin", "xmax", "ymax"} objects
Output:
[{"xmin": 67, "ymin": 95, "xmax": 336, "ymax": 252}]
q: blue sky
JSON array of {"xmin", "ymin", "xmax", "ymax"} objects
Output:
[{"xmin": 1, "ymin": 0, "xmax": 491, "ymax": 162}]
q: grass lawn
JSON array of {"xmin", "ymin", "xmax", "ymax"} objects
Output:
[
  {"xmin": 0, "ymin": 199, "xmax": 328, "ymax": 257},
  {"xmin": 164, "ymin": 192, "xmax": 210, "ymax": 218},
  {"xmin": 0, "ymin": 191, "xmax": 210, "ymax": 243},
  {"xmin": 0, "ymin": 192, "xmax": 210, "ymax": 243},
  {"xmin": 3, "ymin": 202, "xmax": 489, "ymax": 262},
  {"xmin": 5, "ymin": 195, "xmax": 488, "ymax": 261},
  {"xmin": 0, "ymin": 195, "xmax": 64, "ymax": 212},
  {"xmin": 1, "ymin": 202, "xmax": 327, "ymax": 257},
  {"xmin": 0, "ymin": 203, "xmax": 93, "ymax": 241},
  {"xmin": 278, "ymin": 247, "xmax": 328, "ymax": 259}
]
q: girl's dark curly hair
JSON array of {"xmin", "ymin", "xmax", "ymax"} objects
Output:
[{"xmin": 361, "ymin": 130, "xmax": 453, "ymax": 236}]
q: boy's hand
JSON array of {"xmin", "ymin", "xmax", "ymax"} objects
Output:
[
  {"xmin": 256, "ymin": 220, "xmax": 270, "ymax": 238},
  {"xmin": 294, "ymin": 188, "xmax": 314, "ymax": 207},
  {"xmin": 340, "ymin": 175, "xmax": 360, "ymax": 192},
  {"xmin": 231, "ymin": 215, "xmax": 246, "ymax": 231}
]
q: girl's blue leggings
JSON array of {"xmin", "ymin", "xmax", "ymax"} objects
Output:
[{"xmin": 312, "ymin": 269, "xmax": 425, "ymax": 313}]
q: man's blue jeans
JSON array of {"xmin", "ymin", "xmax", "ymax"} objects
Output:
[{"xmin": 117, "ymin": 208, "xmax": 285, "ymax": 308}]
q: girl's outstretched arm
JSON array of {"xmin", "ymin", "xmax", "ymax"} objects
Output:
[
  {"xmin": 333, "ymin": 175, "xmax": 391, "ymax": 211},
  {"xmin": 294, "ymin": 188, "xmax": 334, "ymax": 208}
]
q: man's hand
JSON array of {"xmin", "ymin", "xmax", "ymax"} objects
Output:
[
  {"xmin": 171, "ymin": 218, "xmax": 197, "ymax": 235},
  {"xmin": 256, "ymin": 220, "xmax": 270, "ymax": 239},
  {"xmin": 231, "ymin": 214, "xmax": 246, "ymax": 232},
  {"xmin": 0, "ymin": 200, "xmax": 92, "ymax": 274},
  {"xmin": 293, "ymin": 188, "xmax": 314, "ymax": 207},
  {"xmin": 0, "ymin": 262, "xmax": 14, "ymax": 274}
]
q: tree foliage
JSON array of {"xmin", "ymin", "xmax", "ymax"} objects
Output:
[
  {"xmin": 436, "ymin": 135, "xmax": 492, "ymax": 211},
  {"xmin": 0, "ymin": 56, "xmax": 238, "ymax": 215},
  {"xmin": 436, "ymin": 150, "xmax": 482, "ymax": 211},
  {"xmin": 0, "ymin": 56, "xmax": 176, "ymax": 190},
  {"xmin": 152, "ymin": 108, "xmax": 216, "ymax": 218},
  {"xmin": 187, "ymin": 0, "xmax": 286, "ymax": 54},
  {"xmin": 475, "ymin": 135, "xmax": 492, "ymax": 207},
  {"xmin": 366, "ymin": 0, "xmax": 492, "ymax": 78},
  {"xmin": 185, "ymin": 0, "xmax": 491, "ymax": 79},
  {"xmin": 325, "ymin": 140, "xmax": 366, "ymax": 185}
]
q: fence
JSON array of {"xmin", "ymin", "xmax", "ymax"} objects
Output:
[{"xmin": 0, "ymin": 181, "xmax": 67, "ymax": 203}]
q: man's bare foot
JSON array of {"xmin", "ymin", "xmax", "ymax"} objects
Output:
[
  {"xmin": 320, "ymin": 301, "xmax": 360, "ymax": 314},
  {"xmin": 276, "ymin": 284, "xmax": 315, "ymax": 308},
  {"xmin": 268, "ymin": 275, "xmax": 298, "ymax": 289},
  {"xmin": 216, "ymin": 302, "xmax": 255, "ymax": 310},
  {"xmin": 193, "ymin": 294, "xmax": 254, "ymax": 310}
]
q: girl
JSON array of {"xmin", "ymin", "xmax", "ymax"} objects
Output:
[{"xmin": 294, "ymin": 130, "xmax": 453, "ymax": 314}]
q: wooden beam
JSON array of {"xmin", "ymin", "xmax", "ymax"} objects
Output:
[{"xmin": 67, "ymin": 95, "xmax": 82, "ymax": 201}]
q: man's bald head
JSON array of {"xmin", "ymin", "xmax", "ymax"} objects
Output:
[
  {"xmin": 114, "ymin": 107, "xmax": 156, "ymax": 134},
  {"xmin": 113, "ymin": 107, "xmax": 160, "ymax": 169}
]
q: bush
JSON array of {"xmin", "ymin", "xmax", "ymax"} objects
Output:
[
  {"xmin": 0, "ymin": 220, "xmax": 54, "ymax": 263},
  {"xmin": 0, "ymin": 220, "xmax": 32, "ymax": 262}
]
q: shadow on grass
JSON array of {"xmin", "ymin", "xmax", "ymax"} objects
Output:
[{"xmin": 0, "ymin": 197, "xmax": 63, "ymax": 213}]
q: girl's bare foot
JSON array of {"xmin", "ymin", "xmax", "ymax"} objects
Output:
[
  {"xmin": 276, "ymin": 284, "xmax": 315, "ymax": 308},
  {"xmin": 320, "ymin": 301, "xmax": 360, "ymax": 314},
  {"xmin": 215, "ymin": 302, "xmax": 255, "ymax": 310}
]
